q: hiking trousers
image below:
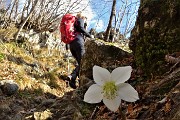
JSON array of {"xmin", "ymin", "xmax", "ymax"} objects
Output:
[{"xmin": 69, "ymin": 35, "xmax": 85, "ymax": 81}]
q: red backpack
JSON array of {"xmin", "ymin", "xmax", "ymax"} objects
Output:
[{"xmin": 60, "ymin": 14, "xmax": 77, "ymax": 44}]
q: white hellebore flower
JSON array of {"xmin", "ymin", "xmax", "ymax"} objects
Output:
[{"xmin": 84, "ymin": 65, "xmax": 139, "ymax": 112}]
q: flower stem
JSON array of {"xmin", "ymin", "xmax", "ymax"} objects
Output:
[{"xmin": 119, "ymin": 106, "xmax": 126, "ymax": 120}]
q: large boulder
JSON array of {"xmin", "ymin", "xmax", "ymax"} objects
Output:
[
  {"xmin": 129, "ymin": 0, "xmax": 180, "ymax": 76},
  {"xmin": 79, "ymin": 39, "xmax": 132, "ymax": 86}
]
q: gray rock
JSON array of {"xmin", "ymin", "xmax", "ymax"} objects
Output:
[
  {"xmin": 2, "ymin": 83, "xmax": 19, "ymax": 95},
  {"xmin": 13, "ymin": 113, "xmax": 24, "ymax": 120},
  {"xmin": 0, "ymin": 80, "xmax": 19, "ymax": 96},
  {"xmin": 41, "ymin": 99, "xmax": 56, "ymax": 107}
]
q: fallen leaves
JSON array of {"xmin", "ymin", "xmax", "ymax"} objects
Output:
[
  {"xmin": 163, "ymin": 98, "xmax": 172, "ymax": 113},
  {"xmin": 127, "ymin": 103, "xmax": 147, "ymax": 119}
]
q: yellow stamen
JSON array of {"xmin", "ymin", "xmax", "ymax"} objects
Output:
[{"xmin": 103, "ymin": 81, "xmax": 117, "ymax": 100}]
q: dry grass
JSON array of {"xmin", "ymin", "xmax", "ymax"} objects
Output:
[{"xmin": 0, "ymin": 27, "xmax": 18, "ymax": 40}]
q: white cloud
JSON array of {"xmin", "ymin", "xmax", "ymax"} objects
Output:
[{"xmin": 82, "ymin": 6, "xmax": 94, "ymax": 21}]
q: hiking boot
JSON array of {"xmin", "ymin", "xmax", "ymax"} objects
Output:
[
  {"xmin": 69, "ymin": 80, "xmax": 79, "ymax": 89},
  {"xmin": 67, "ymin": 75, "xmax": 72, "ymax": 81},
  {"xmin": 59, "ymin": 74, "xmax": 72, "ymax": 81}
]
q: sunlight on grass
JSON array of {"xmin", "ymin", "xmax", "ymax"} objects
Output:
[
  {"xmin": 96, "ymin": 39, "xmax": 132, "ymax": 53},
  {"xmin": 0, "ymin": 40, "xmax": 73, "ymax": 98},
  {"xmin": 0, "ymin": 27, "xmax": 18, "ymax": 39}
]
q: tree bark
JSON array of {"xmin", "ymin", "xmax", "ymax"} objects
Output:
[
  {"xmin": 20, "ymin": 0, "xmax": 29, "ymax": 23},
  {"xmin": 9, "ymin": 0, "xmax": 16, "ymax": 20},
  {"xmin": 104, "ymin": 0, "xmax": 116, "ymax": 42}
]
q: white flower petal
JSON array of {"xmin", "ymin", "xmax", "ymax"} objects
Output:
[
  {"xmin": 117, "ymin": 83, "xmax": 139, "ymax": 102},
  {"xmin": 111, "ymin": 66, "xmax": 132, "ymax": 85},
  {"xmin": 103, "ymin": 96, "xmax": 121, "ymax": 112},
  {"xmin": 84, "ymin": 84, "xmax": 103, "ymax": 103},
  {"xmin": 93, "ymin": 65, "xmax": 111, "ymax": 86}
]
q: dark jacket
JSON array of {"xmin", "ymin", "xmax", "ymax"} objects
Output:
[{"xmin": 74, "ymin": 18, "xmax": 91, "ymax": 40}]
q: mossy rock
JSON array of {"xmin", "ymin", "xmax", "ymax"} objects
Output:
[{"xmin": 130, "ymin": 0, "xmax": 180, "ymax": 76}]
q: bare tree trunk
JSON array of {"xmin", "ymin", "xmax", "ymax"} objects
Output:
[
  {"xmin": 14, "ymin": 0, "xmax": 19, "ymax": 21},
  {"xmin": 15, "ymin": 0, "xmax": 38, "ymax": 41},
  {"xmin": 8, "ymin": 0, "xmax": 19, "ymax": 21},
  {"xmin": 105, "ymin": 0, "xmax": 116, "ymax": 42},
  {"xmin": 20, "ymin": 0, "xmax": 28, "ymax": 23},
  {"xmin": 9, "ymin": 0, "xmax": 16, "ymax": 20},
  {"xmin": 123, "ymin": 1, "xmax": 139, "ymax": 36},
  {"xmin": 3, "ymin": 0, "xmax": 12, "ymax": 20}
]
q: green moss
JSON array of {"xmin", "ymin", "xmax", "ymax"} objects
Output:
[
  {"xmin": 45, "ymin": 72, "xmax": 59, "ymax": 88},
  {"xmin": 0, "ymin": 53, "xmax": 5, "ymax": 61},
  {"xmin": 33, "ymin": 87, "xmax": 44, "ymax": 95},
  {"xmin": 80, "ymin": 103, "xmax": 94, "ymax": 116},
  {"xmin": 18, "ymin": 88, "xmax": 44, "ymax": 98},
  {"xmin": 134, "ymin": 22, "xmax": 179, "ymax": 76},
  {"xmin": 132, "ymin": 0, "xmax": 180, "ymax": 77}
]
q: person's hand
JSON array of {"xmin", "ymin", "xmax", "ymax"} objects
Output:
[{"xmin": 91, "ymin": 35, "xmax": 94, "ymax": 39}]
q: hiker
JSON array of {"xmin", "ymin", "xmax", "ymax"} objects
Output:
[{"xmin": 67, "ymin": 12, "xmax": 92, "ymax": 89}]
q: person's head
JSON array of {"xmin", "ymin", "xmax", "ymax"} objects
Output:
[
  {"xmin": 76, "ymin": 12, "xmax": 82, "ymax": 18},
  {"xmin": 76, "ymin": 12, "xmax": 87, "ymax": 20}
]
